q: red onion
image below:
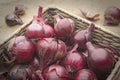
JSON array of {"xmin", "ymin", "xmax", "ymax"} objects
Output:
[
  {"xmin": 86, "ymin": 42, "xmax": 116, "ymax": 76},
  {"xmin": 28, "ymin": 57, "xmax": 40, "ymax": 72},
  {"xmin": 14, "ymin": 4, "xmax": 26, "ymax": 16},
  {"xmin": 10, "ymin": 36, "xmax": 35, "ymax": 63},
  {"xmin": 71, "ymin": 23, "xmax": 94, "ymax": 51},
  {"xmin": 36, "ymin": 38, "xmax": 66, "ymax": 69},
  {"xmin": 104, "ymin": 6, "xmax": 120, "ymax": 25},
  {"xmin": 5, "ymin": 13, "xmax": 23, "ymax": 26},
  {"xmin": 42, "ymin": 64, "xmax": 70, "ymax": 80},
  {"xmin": 74, "ymin": 69, "xmax": 97, "ymax": 80},
  {"xmin": 37, "ymin": 6, "xmax": 54, "ymax": 38},
  {"xmin": 26, "ymin": 6, "xmax": 54, "ymax": 39},
  {"xmin": 32, "ymin": 70, "xmax": 44, "ymax": 80},
  {"xmin": 8, "ymin": 65, "xmax": 29, "ymax": 80},
  {"xmin": 62, "ymin": 44, "xmax": 85, "ymax": 73},
  {"xmin": 54, "ymin": 15, "xmax": 75, "ymax": 39},
  {"xmin": 0, "ymin": 73, "xmax": 7, "ymax": 80}
]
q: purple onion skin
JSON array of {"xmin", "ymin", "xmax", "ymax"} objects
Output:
[
  {"xmin": 63, "ymin": 52, "xmax": 85, "ymax": 73},
  {"xmin": 36, "ymin": 38, "xmax": 67, "ymax": 69},
  {"xmin": 42, "ymin": 64, "xmax": 70, "ymax": 80},
  {"xmin": 74, "ymin": 69, "xmax": 97, "ymax": 80},
  {"xmin": 54, "ymin": 15, "xmax": 75, "ymax": 40},
  {"xmin": 86, "ymin": 42, "xmax": 115, "ymax": 77},
  {"xmin": 0, "ymin": 74, "xmax": 7, "ymax": 80},
  {"xmin": 26, "ymin": 6, "xmax": 54, "ymax": 39},
  {"xmin": 11, "ymin": 36, "xmax": 35, "ymax": 64},
  {"xmin": 32, "ymin": 70, "xmax": 44, "ymax": 80},
  {"xmin": 25, "ymin": 18, "xmax": 44, "ymax": 39},
  {"xmin": 104, "ymin": 6, "xmax": 120, "ymax": 25},
  {"xmin": 8, "ymin": 65, "xmax": 29, "ymax": 80},
  {"xmin": 62, "ymin": 44, "xmax": 85, "ymax": 73},
  {"xmin": 28, "ymin": 57, "xmax": 40, "ymax": 72},
  {"xmin": 71, "ymin": 23, "xmax": 94, "ymax": 51}
]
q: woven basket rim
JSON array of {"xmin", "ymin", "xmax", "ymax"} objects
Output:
[{"xmin": 45, "ymin": 5, "xmax": 120, "ymax": 38}]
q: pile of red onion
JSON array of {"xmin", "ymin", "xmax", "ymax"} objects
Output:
[{"xmin": 2, "ymin": 6, "xmax": 117, "ymax": 80}]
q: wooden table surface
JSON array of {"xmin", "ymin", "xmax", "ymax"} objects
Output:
[{"xmin": 0, "ymin": 0, "xmax": 120, "ymax": 45}]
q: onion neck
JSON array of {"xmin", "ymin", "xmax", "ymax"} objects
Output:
[
  {"xmin": 54, "ymin": 15, "xmax": 61, "ymax": 23},
  {"xmin": 85, "ymin": 23, "xmax": 94, "ymax": 41},
  {"xmin": 86, "ymin": 42, "xmax": 95, "ymax": 53},
  {"xmin": 38, "ymin": 6, "xmax": 42, "ymax": 18},
  {"xmin": 87, "ymin": 23, "xmax": 94, "ymax": 32},
  {"xmin": 70, "ymin": 44, "xmax": 78, "ymax": 53},
  {"xmin": 37, "ymin": 6, "xmax": 43, "ymax": 23}
]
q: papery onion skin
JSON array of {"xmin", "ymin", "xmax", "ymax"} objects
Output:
[
  {"xmin": 42, "ymin": 23, "xmax": 54, "ymax": 38},
  {"xmin": 63, "ymin": 52, "xmax": 85, "ymax": 73},
  {"xmin": 74, "ymin": 69, "xmax": 97, "ymax": 80},
  {"xmin": 54, "ymin": 15, "xmax": 75, "ymax": 39},
  {"xmin": 14, "ymin": 4, "xmax": 26, "ymax": 16},
  {"xmin": 86, "ymin": 42, "xmax": 115, "ymax": 76},
  {"xmin": 11, "ymin": 36, "xmax": 35, "ymax": 63},
  {"xmin": 42, "ymin": 64, "xmax": 70, "ymax": 80},
  {"xmin": 28, "ymin": 57, "xmax": 40, "ymax": 72},
  {"xmin": 62, "ymin": 44, "xmax": 85, "ymax": 73},
  {"xmin": 25, "ymin": 19, "xmax": 44, "ymax": 39},
  {"xmin": 71, "ymin": 23, "xmax": 94, "ymax": 51},
  {"xmin": 36, "ymin": 38, "xmax": 67, "ymax": 69},
  {"xmin": 104, "ymin": 6, "xmax": 120, "ymax": 25},
  {"xmin": 32, "ymin": 70, "xmax": 43, "ymax": 80},
  {"xmin": 5, "ymin": 13, "xmax": 23, "ymax": 26},
  {"xmin": 26, "ymin": 6, "xmax": 54, "ymax": 39},
  {"xmin": 8, "ymin": 65, "xmax": 29, "ymax": 80}
]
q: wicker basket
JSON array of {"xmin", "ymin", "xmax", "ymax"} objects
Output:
[{"xmin": 0, "ymin": 6, "xmax": 120, "ymax": 80}]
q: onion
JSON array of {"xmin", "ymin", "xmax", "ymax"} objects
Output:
[
  {"xmin": 62, "ymin": 44, "xmax": 85, "ymax": 73},
  {"xmin": 42, "ymin": 64, "xmax": 70, "ymax": 80},
  {"xmin": 28, "ymin": 57, "xmax": 40, "ymax": 72},
  {"xmin": 8, "ymin": 65, "xmax": 29, "ymax": 80},
  {"xmin": 10, "ymin": 36, "xmax": 35, "ymax": 63},
  {"xmin": 0, "ymin": 73, "xmax": 7, "ymax": 80},
  {"xmin": 71, "ymin": 23, "xmax": 94, "ymax": 51},
  {"xmin": 86, "ymin": 42, "xmax": 116, "ymax": 77},
  {"xmin": 5, "ymin": 13, "xmax": 23, "ymax": 26},
  {"xmin": 104, "ymin": 6, "xmax": 120, "ymax": 25},
  {"xmin": 36, "ymin": 38, "xmax": 67, "ymax": 69},
  {"xmin": 32, "ymin": 70, "xmax": 44, "ymax": 80},
  {"xmin": 26, "ymin": 6, "xmax": 54, "ymax": 39},
  {"xmin": 73, "ymin": 69, "xmax": 97, "ymax": 80},
  {"xmin": 14, "ymin": 4, "xmax": 26, "ymax": 16},
  {"xmin": 54, "ymin": 15, "xmax": 75, "ymax": 40}
]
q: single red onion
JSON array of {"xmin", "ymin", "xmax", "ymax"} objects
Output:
[
  {"xmin": 10, "ymin": 36, "xmax": 35, "ymax": 63},
  {"xmin": 62, "ymin": 44, "xmax": 85, "ymax": 73},
  {"xmin": 73, "ymin": 69, "xmax": 97, "ymax": 80},
  {"xmin": 26, "ymin": 6, "xmax": 54, "ymax": 39},
  {"xmin": 86, "ymin": 42, "xmax": 116, "ymax": 76},
  {"xmin": 8, "ymin": 65, "xmax": 29, "ymax": 80},
  {"xmin": 37, "ymin": 6, "xmax": 54, "ymax": 38},
  {"xmin": 36, "ymin": 38, "xmax": 67, "ymax": 69},
  {"xmin": 42, "ymin": 64, "xmax": 70, "ymax": 80},
  {"xmin": 104, "ymin": 6, "xmax": 120, "ymax": 25},
  {"xmin": 14, "ymin": 4, "xmax": 26, "ymax": 16},
  {"xmin": 71, "ymin": 23, "xmax": 94, "ymax": 51},
  {"xmin": 0, "ymin": 73, "xmax": 7, "ymax": 80},
  {"xmin": 5, "ymin": 13, "xmax": 23, "ymax": 26},
  {"xmin": 54, "ymin": 15, "xmax": 75, "ymax": 39}
]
